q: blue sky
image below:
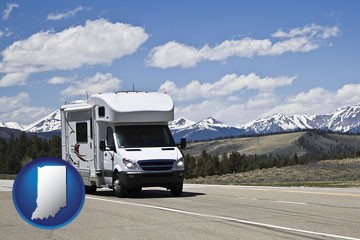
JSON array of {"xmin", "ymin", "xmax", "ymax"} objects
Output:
[{"xmin": 0, "ymin": 0, "xmax": 359, "ymax": 126}]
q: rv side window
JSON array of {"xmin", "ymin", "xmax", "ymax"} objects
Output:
[
  {"xmin": 76, "ymin": 122, "xmax": 88, "ymax": 143},
  {"xmin": 106, "ymin": 127, "xmax": 115, "ymax": 147}
]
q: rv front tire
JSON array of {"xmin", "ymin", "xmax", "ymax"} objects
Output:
[
  {"xmin": 113, "ymin": 172, "xmax": 127, "ymax": 197},
  {"xmin": 170, "ymin": 184, "xmax": 183, "ymax": 197}
]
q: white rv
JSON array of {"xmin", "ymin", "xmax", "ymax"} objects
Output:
[{"xmin": 61, "ymin": 92, "xmax": 186, "ymax": 197}]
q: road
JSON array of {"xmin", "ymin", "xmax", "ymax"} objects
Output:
[{"xmin": 1, "ymin": 180, "xmax": 360, "ymax": 240}]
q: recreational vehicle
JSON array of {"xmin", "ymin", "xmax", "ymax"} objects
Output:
[{"xmin": 61, "ymin": 92, "xmax": 186, "ymax": 197}]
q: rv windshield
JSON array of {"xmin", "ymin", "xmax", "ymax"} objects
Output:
[{"xmin": 115, "ymin": 125, "xmax": 176, "ymax": 148}]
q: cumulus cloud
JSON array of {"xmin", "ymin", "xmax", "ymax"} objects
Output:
[
  {"xmin": 0, "ymin": 19, "xmax": 149, "ymax": 87},
  {"xmin": 175, "ymin": 100, "xmax": 244, "ymax": 122},
  {"xmin": 147, "ymin": 23, "xmax": 339, "ymax": 68},
  {"xmin": 47, "ymin": 6, "xmax": 87, "ymax": 21},
  {"xmin": 262, "ymin": 84, "xmax": 360, "ymax": 118},
  {"xmin": 47, "ymin": 76, "xmax": 73, "ymax": 85},
  {"xmin": 169, "ymin": 81, "xmax": 360, "ymax": 126},
  {"xmin": 0, "ymin": 72, "xmax": 29, "ymax": 87},
  {"xmin": 159, "ymin": 73, "xmax": 296, "ymax": 101},
  {"xmin": 2, "ymin": 3, "xmax": 19, "ymax": 21},
  {"xmin": 61, "ymin": 72, "xmax": 121, "ymax": 97},
  {"xmin": 246, "ymin": 93, "xmax": 279, "ymax": 109},
  {"xmin": 0, "ymin": 92, "xmax": 52, "ymax": 125},
  {"xmin": 147, "ymin": 41, "xmax": 201, "ymax": 69}
]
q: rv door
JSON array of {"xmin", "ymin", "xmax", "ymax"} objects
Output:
[{"xmin": 66, "ymin": 110, "xmax": 94, "ymax": 182}]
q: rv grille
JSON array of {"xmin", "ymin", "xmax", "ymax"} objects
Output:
[{"xmin": 138, "ymin": 160, "xmax": 175, "ymax": 171}]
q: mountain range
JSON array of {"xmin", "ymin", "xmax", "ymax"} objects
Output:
[{"xmin": 1, "ymin": 104, "xmax": 359, "ymax": 141}]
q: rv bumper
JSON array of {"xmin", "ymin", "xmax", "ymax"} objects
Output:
[{"xmin": 119, "ymin": 170, "xmax": 185, "ymax": 188}]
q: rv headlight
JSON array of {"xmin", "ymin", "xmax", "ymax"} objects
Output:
[
  {"xmin": 123, "ymin": 158, "xmax": 139, "ymax": 170},
  {"xmin": 175, "ymin": 157, "xmax": 185, "ymax": 169}
]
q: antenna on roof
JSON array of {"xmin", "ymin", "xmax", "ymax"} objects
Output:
[
  {"xmin": 132, "ymin": 82, "xmax": 135, "ymax": 92},
  {"xmin": 86, "ymin": 91, "xmax": 89, "ymax": 99}
]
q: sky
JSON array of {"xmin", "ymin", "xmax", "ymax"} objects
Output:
[{"xmin": 0, "ymin": 0, "xmax": 360, "ymax": 126}]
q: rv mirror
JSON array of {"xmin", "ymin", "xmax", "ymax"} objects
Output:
[
  {"xmin": 107, "ymin": 145, "xmax": 116, "ymax": 152},
  {"xmin": 99, "ymin": 140, "xmax": 106, "ymax": 151},
  {"xmin": 180, "ymin": 138, "xmax": 187, "ymax": 149}
]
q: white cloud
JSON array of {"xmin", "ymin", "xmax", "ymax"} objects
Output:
[
  {"xmin": 246, "ymin": 93, "xmax": 279, "ymax": 109},
  {"xmin": 200, "ymin": 38, "xmax": 272, "ymax": 60},
  {"xmin": 170, "ymin": 82, "xmax": 360, "ymax": 126},
  {"xmin": 147, "ymin": 41, "xmax": 201, "ymax": 69},
  {"xmin": 0, "ymin": 28, "xmax": 13, "ymax": 38},
  {"xmin": 47, "ymin": 6, "xmax": 86, "ymax": 21},
  {"xmin": 0, "ymin": 92, "xmax": 28, "ymax": 112},
  {"xmin": 2, "ymin": 3, "xmax": 19, "ymax": 21},
  {"xmin": 335, "ymin": 84, "xmax": 360, "ymax": 104},
  {"xmin": 0, "ymin": 72, "xmax": 29, "ymax": 87},
  {"xmin": 61, "ymin": 72, "xmax": 121, "ymax": 97},
  {"xmin": 0, "ymin": 19, "xmax": 149, "ymax": 87},
  {"xmin": 264, "ymin": 84, "xmax": 360, "ymax": 117},
  {"xmin": 47, "ymin": 76, "xmax": 73, "ymax": 85},
  {"xmin": 271, "ymin": 23, "xmax": 339, "ymax": 39},
  {"xmin": 159, "ymin": 73, "xmax": 296, "ymax": 101},
  {"xmin": 0, "ymin": 92, "xmax": 52, "ymax": 125},
  {"xmin": 147, "ymin": 24, "xmax": 339, "ymax": 68},
  {"xmin": 175, "ymin": 100, "xmax": 243, "ymax": 123}
]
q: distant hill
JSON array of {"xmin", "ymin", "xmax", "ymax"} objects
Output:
[
  {"xmin": 0, "ymin": 127, "xmax": 24, "ymax": 139},
  {"xmin": 183, "ymin": 131, "xmax": 360, "ymax": 158},
  {"xmin": 0, "ymin": 127, "xmax": 59, "ymax": 140}
]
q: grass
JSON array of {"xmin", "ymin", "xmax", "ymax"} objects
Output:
[
  {"xmin": 2, "ymin": 158, "xmax": 360, "ymax": 188},
  {"xmin": 185, "ymin": 158, "xmax": 360, "ymax": 188},
  {"xmin": 0, "ymin": 174, "xmax": 16, "ymax": 180}
]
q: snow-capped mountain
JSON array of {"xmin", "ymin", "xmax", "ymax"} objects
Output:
[
  {"xmin": 24, "ymin": 110, "xmax": 61, "ymax": 133},
  {"xmin": 242, "ymin": 104, "xmax": 360, "ymax": 134},
  {"xmin": 242, "ymin": 113, "xmax": 315, "ymax": 134},
  {"xmin": 171, "ymin": 117, "xmax": 244, "ymax": 142},
  {"xmin": 323, "ymin": 105, "xmax": 360, "ymax": 132},
  {"xmin": 0, "ymin": 122, "xmax": 25, "ymax": 131},
  {"xmin": 168, "ymin": 117, "xmax": 195, "ymax": 131},
  {"xmin": 0, "ymin": 103, "xmax": 359, "ymax": 141}
]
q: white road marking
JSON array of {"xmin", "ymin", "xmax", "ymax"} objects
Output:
[
  {"xmin": 86, "ymin": 196, "xmax": 360, "ymax": 240},
  {"xmin": 0, "ymin": 180, "xmax": 14, "ymax": 192},
  {"xmin": 185, "ymin": 184, "xmax": 360, "ymax": 197},
  {"xmin": 237, "ymin": 196, "xmax": 258, "ymax": 201},
  {"xmin": 275, "ymin": 200, "xmax": 308, "ymax": 205}
]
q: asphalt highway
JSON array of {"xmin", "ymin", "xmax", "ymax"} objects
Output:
[{"xmin": 1, "ymin": 180, "xmax": 360, "ymax": 240}]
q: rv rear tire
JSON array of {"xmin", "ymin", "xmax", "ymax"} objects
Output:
[{"xmin": 113, "ymin": 172, "xmax": 127, "ymax": 197}]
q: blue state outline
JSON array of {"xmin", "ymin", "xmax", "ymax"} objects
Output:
[{"xmin": 12, "ymin": 157, "xmax": 85, "ymax": 230}]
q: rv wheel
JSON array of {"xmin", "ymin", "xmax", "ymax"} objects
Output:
[
  {"xmin": 129, "ymin": 187, "xmax": 142, "ymax": 193},
  {"xmin": 170, "ymin": 185, "xmax": 183, "ymax": 197},
  {"xmin": 113, "ymin": 172, "xmax": 127, "ymax": 197}
]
